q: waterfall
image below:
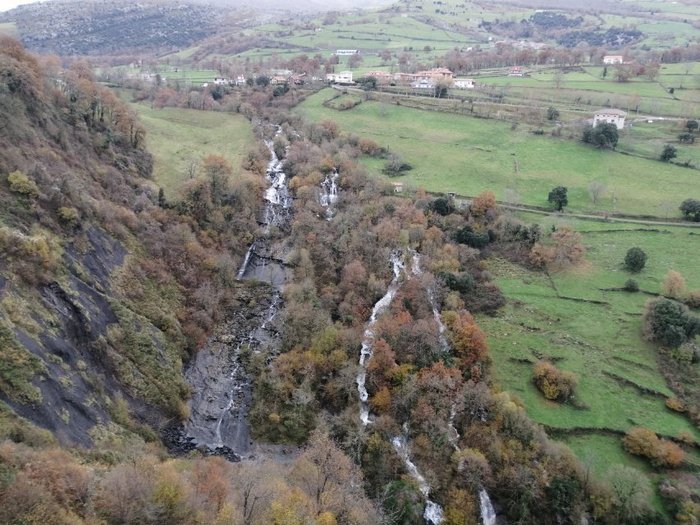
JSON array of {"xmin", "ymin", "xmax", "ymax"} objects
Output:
[
  {"xmin": 411, "ymin": 250, "xmax": 496, "ymax": 524},
  {"xmin": 391, "ymin": 434, "xmax": 444, "ymax": 525},
  {"xmin": 183, "ymin": 126, "xmax": 292, "ymax": 457},
  {"xmin": 319, "ymin": 169, "xmax": 339, "ymax": 219},
  {"xmin": 237, "ymin": 127, "xmax": 292, "ymax": 282},
  {"xmin": 357, "ymin": 251, "xmax": 443, "ymax": 523},
  {"xmin": 479, "ymin": 489, "xmax": 497, "ymax": 525},
  {"xmin": 409, "ymin": 251, "xmax": 449, "ymax": 353},
  {"xmin": 357, "ymin": 251, "xmax": 404, "ymax": 426}
]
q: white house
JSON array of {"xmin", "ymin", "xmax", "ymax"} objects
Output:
[
  {"xmin": 326, "ymin": 71, "xmax": 354, "ymax": 84},
  {"xmin": 411, "ymin": 77, "xmax": 435, "ymax": 89},
  {"xmin": 453, "ymin": 78, "xmax": 475, "ymax": 89},
  {"xmin": 213, "ymin": 77, "xmax": 230, "ymax": 85},
  {"xmin": 593, "ymin": 108, "xmax": 627, "ymax": 130},
  {"xmin": 603, "ymin": 55, "xmax": 624, "ymax": 65},
  {"xmin": 335, "ymin": 49, "xmax": 358, "ymax": 56},
  {"xmin": 234, "ymin": 75, "xmax": 247, "ymax": 86}
]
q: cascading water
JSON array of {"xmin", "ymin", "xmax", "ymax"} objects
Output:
[
  {"xmin": 319, "ymin": 169, "xmax": 339, "ymax": 219},
  {"xmin": 357, "ymin": 252, "xmax": 444, "ymax": 523},
  {"xmin": 237, "ymin": 127, "xmax": 292, "ymax": 281},
  {"xmin": 357, "ymin": 251, "xmax": 404, "ymax": 426},
  {"xmin": 410, "ymin": 251, "xmax": 449, "ymax": 353},
  {"xmin": 479, "ymin": 489, "xmax": 497, "ymax": 525},
  {"xmin": 182, "ymin": 126, "xmax": 291, "ymax": 458},
  {"xmin": 410, "ymin": 250, "xmax": 497, "ymax": 524},
  {"xmin": 391, "ymin": 433, "xmax": 444, "ymax": 525}
]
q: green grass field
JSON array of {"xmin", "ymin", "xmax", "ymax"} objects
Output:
[
  {"xmin": 131, "ymin": 104, "xmax": 256, "ymax": 199},
  {"xmin": 297, "ymin": 89, "xmax": 700, "ymax": 217},
  {"xmin": 478, "ymin": 212, "xmax": 699, "ymax": 504}
]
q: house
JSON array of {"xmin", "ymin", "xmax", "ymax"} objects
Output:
[
  {"xmin": 234, "ymin": 75, "xmax": 247, "ymax": 86},
  {"xmin": 335, "ymin": 49, "xmax": 358, "ymax": 56},
  {"xmin": 508, "ymin": 66, "xmax": 524, "ymax": 77},
  {"xmin": 603, "ymin": 55, "xmax": 624, "ymax": 65},
  {"xmin": 365, "ymin": 71, "xmax": 393, "ymax": 85},
  {"xmin": 392, "ymin": 182, "xmax": 404, "ymax": 193},
  {"xmin": 593, "ymin": 108, "xmax": 627, "ymax": 130},
  {"xmin": 326, "ymin": 71, "xmax": 354, "ymax": 84},
  {"xmin": 453, "ymin": 78, "xmax": 475, "ymax": 89},
  {"xmin": 213, "ymin": 77, "xmax": 230, "ymax": 85},
  {"xmin": 414, "ymin": 67, "xmax": 454, "ymax": 81},
  {"xmin": 411, "ymin": 77, "xmax": 435, "ymax": 89}
]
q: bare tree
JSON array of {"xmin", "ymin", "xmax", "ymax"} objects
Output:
[{"xmin": 588, "ymin": 181, "xmax": 606, "ymax": 204}]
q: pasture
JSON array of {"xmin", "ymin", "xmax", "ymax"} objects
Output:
[
  {"xmin": 296, "ymin": 89, "xmax": 699, "ymax": 217},
  {"xmin": 479, "ymin": 213, "xmax": 700, "ymax": 496},
  {"xmin": 131, "ymin": 104, "xmax": 256, "ymax": 199}
]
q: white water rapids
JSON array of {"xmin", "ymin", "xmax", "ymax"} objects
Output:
[
  {"xmin": 410, "ymin": 250, "xmax": 498, "ymax": 524},
  {"xmin": 356, "ymin": 251, "xmax": 444, "ymax": 523},
  {"xmin": 319, "ymin": 169, "xmax": 339, "ymax": 219}
]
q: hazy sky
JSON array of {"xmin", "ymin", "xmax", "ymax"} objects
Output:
[{"xmin": 0, "ymin": 0, "xmax": 42, "ymax": 12}]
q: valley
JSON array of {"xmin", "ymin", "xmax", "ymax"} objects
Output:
[{"xmin": 0, "ymin": 0, "xmax": 699, "ymax": 524}]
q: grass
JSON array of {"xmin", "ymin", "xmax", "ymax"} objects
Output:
[
  {"xmin": 477, "ymin": 213, "xmax": 699, "ymax": 498},
  {"xmin": 296, "ymin": 89, "xmax": 700, "ymax": 217},
  {"xmin": 131, "ymin": 103, "xmax": 256, "ymax": 199}
]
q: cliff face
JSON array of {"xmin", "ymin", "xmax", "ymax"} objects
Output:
[{"xmin": 0, "ymin": 38, "xmax": 259, "ymax": 446}]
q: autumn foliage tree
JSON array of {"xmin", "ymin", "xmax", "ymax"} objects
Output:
[
  {"xmin": 533, "ymin": 361, "xmax": 578, "ymax": 402},
  {"xmin": 622, "ymin": 427, "xmax": 685, "ymax": 468},
  {"xmin": 444, "ymin": 310, "xmax": 489, "ymax": 379}
]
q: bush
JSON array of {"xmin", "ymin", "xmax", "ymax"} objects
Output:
[
  {"xmin": 679, "ymin": 198, "xmax": 700, "ymax": 222},
  {"xmin": 642, "ymin": 298, "xmax": 700, "ymax": 349},
  {"xmin": 547, "ymin": 186, "xmax": 568, "ymax": 211},
  {"xmin": 439, "ymin": 271, "xmax": 475, "ymax": 293},
  {"xmin": 57, "ymin": 207, "xmax": 80, "ymax": 226},
  {"xmin": 429, "ymin": 197, "xmax": 455, "ymax": 216},
  {"xmin": 622, "ymin": 427, "xmax": 684, "ymax": 468},
  {"xmin": 624, "ymin": 247, "xmax": 647, "ymax": 273},
  {"xmin": 582, "ymin": 123, "xmax": 619, "ymax": 149},
  {"xmin": 624, "ymin": 279, "xmax": 639, "ymax": 292},
  {"xmin": 660, "ymin": 144, "xmax": 677, "ymax": 162},
  {"xmin": 7, "ymin": 170, "xmax": 39, "ymax": 197},
  {"xmin": 533, "ymin": 361, "xmax": 577, "ymax": 402},
  {"xmin": 454, "ymin": 225, "xmax": 490, "ymax": 248}
]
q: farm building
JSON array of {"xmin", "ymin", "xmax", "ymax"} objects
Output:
[
  {"xmin": 414, "ymin": 68, "xmax": 454, "ymax": 81},
  {"xmin": 603, "ymin": 55, "xmax": 625, "ymax": 65},
  {"xmin": 508, "ymin": 66, "xmax": 525, "ymax": 77},
  {"xmin": 326, "ymin": 71, "xmax": 354, "ymax": 84},
  {"xmin": 335, "ymin": 49, "xmax": 358, "ymax": 56},
  {"xmin": 453, "ymin": 78, "xmax": 475, "ymax": 89},
  {"xmin": 213, "ymin": 77, "xmax": 230, "ymax": 85},
  {"xmin": 411, "ymin": 77, "xmax": 436, "ymax": 89},
  {"xmin": 593, "ymin": 108, "xmax": 627, "ymax": 129},
  {"xmin": 365, "ymin": 71, "xmax": 393, "ymax": 85}
]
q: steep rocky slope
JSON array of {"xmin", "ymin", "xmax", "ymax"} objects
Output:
[{"xmin": 0, "ymin": 38, "xmax": 261, "ymax": 446}]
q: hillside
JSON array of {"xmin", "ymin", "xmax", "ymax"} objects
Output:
[
  {"xmin": 0, "ymin": 37, "xmax": 263, "ymax": 445},
  {"xmin": 0, "ymin": 0, "xmax": 224, "ymax": 55}
]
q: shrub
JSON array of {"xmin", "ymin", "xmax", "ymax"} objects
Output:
[
  {"xmin": 624, "ymin": 247, "xmax": 647, "ymax": 273},
  {"xmin": 660, "ymin": 144, "xmax": 677, "ymax": 162},
  {"xmin": 622, "ymin": 427, "xmax": 684, "ymax": 468},
  {"xmin": 454, "ymin": 226, "xmax": 490, "ymax": 248},
  {"xmin": 469, "ymin": 190, "xmax": 497, "ymax": 218},
  {"xmin": 429, "ymin": 197, "xmax": 455, "ymax": 216},
  {"xmin": 582, "ymin": 123, "xmax": 619, "ymax": 149},
  {"xmin": 624, "ymin": 279, "xmax": 639, "ymax": 292},
  {"xmin": 57, "ymin": 207, "xmax": 80, "ymax": 226},
  {"xmin": 533, "ymin": 361, "xmax": 577, "ymax": 402},
  {"xmin": 7, "ymin": 170, "xmax": 39, "ymax": 197},
  {"xmin": 642, "ymin": 298, "xmax": 700, "ymax": 349},
  {"xmin": 665, "ymin": 398, "xmax": 685, "ymax": 413},
  {"xmin": 662, "ymin": 270, "xmax": 686, "ymax": 299},
  {"xmin": 547, "ymin": 186, "xmax": 568, "ymax": 211},
  {"xmin": 679, "ymin": 198, "xmax": 700, "ymax": 222}
]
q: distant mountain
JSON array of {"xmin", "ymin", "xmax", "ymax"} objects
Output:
[{"xmin": 0, "ymin": 0, "xmax": 225, "ymax": 55}]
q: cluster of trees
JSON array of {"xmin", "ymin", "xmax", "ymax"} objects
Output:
[
  {"xmin": 582, "ymin": 123, "xmax": 619, "ymax": 149},
  {"xmin": 0, "ymin": 431, "xmax": 381, "ymax": 525},
  {"xmin": 642, "ymin": 297, "xmax": 699, "ymax": 349}
]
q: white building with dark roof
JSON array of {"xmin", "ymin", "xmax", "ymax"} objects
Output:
[{"xmin": 593, "ymin": 108, "xmax": 627, "ymax": 129}]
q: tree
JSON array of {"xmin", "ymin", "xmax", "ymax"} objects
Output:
[
  {"xmin": 533, "ymin": 361, "xmax": 577, "ymax": 402},
  {"xmin": 660, "ymin": 144, "xmax": 677, "ymax": 162},
  {"xmin": 548, "ymin": 186, "xmax": 568, "ymax": 211},
  {"xmin": 582, "ymin": 123, "xmax": 619, "ymax": 149},
  {"xmin": 255, "ymin": 75, "xmax": 270, "ymax": 87},
  {"xmin": 622, "ymin": 427, "xmax": 685, "ymax": 468},
  {"xmin": 679, "ymin": 198, "xmax": 700, "ymax": 221},
  {"xmin": 587, "ymin": 181, "xmax": 606, "ymax": 204},
  {"xmin": 624, "ymin": 247, "xmax": 646, "ymax": 273},
  {"xmin": 547, "ymin": 107, "xmax": 559, "ymax": 121},
  {"xmin": 607, "ymin": 465, "xmax": 653, "ymax": 524},
  {"xmin": 662, "ymin": 269, "xmax": 686, "ymax": 299},
  {"xmin": 678, "ymin": 132, "xmax": 695, "ymax": 144},
  {"xmin": 348, "ymin": 53, "xmax": 363, "ymax": 69},
  {"xmin": 642, "ymin": 297, "xmax": 699, "ymax": 348},
  {"xmin": 429, "ymin": 196, "xmax": 455, "ymax": 216},
  {"xmin": 685, "ymin": 119, "xmax": 698, "ymax": 132}
]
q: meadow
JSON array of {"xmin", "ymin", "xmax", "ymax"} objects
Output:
[
  {"xmin": 296, "ymin": 88, "xmax": 700, "ymax": 217},
  {"xmin": 130, "ymin": 103, "xmax": 256, "ymax": 199},
  {"xmin": 478, "ymin": 213, "xmax": 700, "ymax": 496}
]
